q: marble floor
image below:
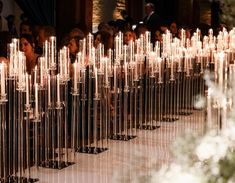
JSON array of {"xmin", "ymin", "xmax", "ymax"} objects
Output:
[{"xmin": 31, "ymin": 111, "xmax": 206, "ymax": 183}]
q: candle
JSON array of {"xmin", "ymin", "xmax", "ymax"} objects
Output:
[
  {"xmin": 124, "ymin": 46, "xmax": 128, "ymax": 87},
  {"xmin": 1, "ymin": 63, "xmax": 5, "ymax": 96},
  {"xmin": 57, "ymin": 75, "xmax": 60, "ymax": 103},
  {"xmin": 207, "ymin": 88, "xmax": 212, "ymax": 128},
  {"xmin": 35, "ymin": 83, "xmax": 38, "ymax": 118},
  {"xmin": 50, "ymin": 36, "xmax": 55, "ymax": 66},
  {"xmin": 114, "ymin": 65, "xmax": 116, "ymax": 90},
  {"xmin": 26, "ymin": 73, "xmax": 29, "ymax": 105},
  {"xmin": 34, "ymin": 66, "xmax": 37, "ymax": 86},
  {"xmin": 40, "ymin": 57, "xmax": 43, "ymax": 85},
  {"xmin": 158, "ymin": 57, "xmax": 162, "ymax": 82},
  {"xmin": 115, "ymin": 36, "xmax": 118, "ymax": 61},
  {"xmin": 74, "ymin": 63, "xmax": 77, "ymax": 92},
  {"xmin": 48, "ymin": 75, "xmax": 51, "ymax": 104},
  {"xmin": 95, "ymin": 67, "xmax": 98, "ymax": 97},
  {"xmin": 105, "ymin": 58, "xmax": 108, "ymax": 85},
  {"xmin": 134, "ymin": 55, "xmax": 138, "ymax": 80}
]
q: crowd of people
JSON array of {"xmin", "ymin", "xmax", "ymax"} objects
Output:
[{"xmin": 0, "ymin": 1, "xmax": 226, "ymax": 75}]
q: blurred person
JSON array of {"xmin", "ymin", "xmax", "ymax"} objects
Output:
[
  {"xmin": 123, "ymin": 29, "xmax": 135, "ymax": 45},
  {"xmin": 94, "ymin": 30, "xmax": 113, "ymax": 56},
  {"xmin": 155, "ymin": 29, "xmax": 163, "ymax": 42},
  {"xmin": 35, "ymin": 25, "xmax": 56, "ymax": 54},
  {"xmin": 6, "ymin": 15, "xmax": 17, "ymax": 36},
  {"xmin": 170, "ymin": 21, "xmax": 178, "ymax": 38},
  {"xmin": 69, "ymin": 27, "xmax": 85, "ymax": 39},
  {"xmin": 143, "ymin": 3, "xmax": 163, "ymax": 42},
  {"xmin": 20, "ymin": 34, "xmax": 40, "ymax": 74},
  {"xmin": 20, "ymin": 21, "xmax": 33, "ymax": 35},
  {"xmin": 67, "ymin": 36, "xmax": 81, "ymax": 63},
  {"xmin": 0, "ymin": 0, "xmax": 8, "ymax": 31}
]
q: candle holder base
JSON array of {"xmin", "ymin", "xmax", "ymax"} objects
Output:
[
  {"xmin": 7, "ymin": 176, "xmax": 39, "ymax": 183},
  {"xmin": 161, "ymin": 116, "xmax": 179, "ymax": 122},
  {"xmin": 109, "ymin": 134, "xmax": 137, "ymax": 141},
  {"xmin": 137, "ymin": 124, "xmax": 160, "ymax": 130},
  {"xmin": 40, "ymin": 160, "xmax": 75, "ymax": 170},
  {"xmin": 76, "ymin": 146, "xmax": 108, "ymax": 154},
  {"xmin": 178, "ymin": 111, "xmax": 193, "ymax": 115}
]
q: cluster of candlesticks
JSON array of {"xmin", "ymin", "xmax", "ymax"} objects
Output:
[{"xmin": 0, "ymin": 27, "xmax": 234, "ymax": 182}]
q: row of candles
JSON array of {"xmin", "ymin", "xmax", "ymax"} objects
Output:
[{"xmin": 0, "ymin": 26, "xmax": 234, "ymax": 181}]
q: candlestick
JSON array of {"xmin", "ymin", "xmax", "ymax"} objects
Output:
[
  {"xmin": 57, "ymin": 74, "xmax": 60, "ymax": 104},
  {"xmin": 1, "ymin": 63, "xmax": 5, "ymax": 96},
  {"xmin": 105, "ymin": 58, "xmax": 108, "ymax": 85},
  {"xmin": 35, "ymin": 83, "xmax": 38, "ymax": 118},
  {"xmin": 26, "ymin": 73, "xmax": 29, "ymax": 105},
  {"xmin": 124, "ymin": 45, "xmax": 128, "ymax": 87},
  {"xmin": 74, "ymin": 63, "xmax": 77, "ymax": 92},
  {"xmin": 95, "ymin": 67, "xmax": 98, "ymax": 97},
  {"xmin": 48, "ymin": 74, "xmax": 51, "ymax": 105}
]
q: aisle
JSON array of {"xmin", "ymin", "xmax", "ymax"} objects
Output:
[{"xmin": 34, "ymin": 111, "xmax": 205, "ymax": 183}]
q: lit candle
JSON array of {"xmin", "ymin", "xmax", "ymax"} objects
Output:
[
  {"xmin": 57, "ymin": 75, "xmax": 60, "ymax": 103},
  {"xmin": 48, "ymin": 75, "xmax": 51, "ymax": 104},
  {"xmin": 1, "ymin": 63, "xmax": 5, "ymax": 96},
  {"xmin": 35, "ymin": 83, "xmax": 38, "ymax": 118},
  {"xmin": 34, "ymin": 66, "xmax": 37, "ymax": 86},
  {"xmin": 95, "ymin": 67, "xmax": 98, "ymax": 97},
  {"xmin": 26, "ymin": 73, "xmax": 29, "ymax": 105},
  {"xmin": 105, "ymin": 58, "xmax": 108, "ymax": 84},
  {"xmin": 158, "ymin": 57, "xmax": 162, "ymax": 82},
  {"xmin": 50, "ymin": 36, "xmax": 55, "ymax": 66},
  {"xmin": 40, "ymin": 57, "xmax": 43, "ymax": 85},
  {"xmin": 115, "ymin": 36, "xmax": 118, "ymax": 61},
  {"xmin": 74, "ymin": 63, "xmax": 77, "ymax": 92},
  {"xmin": 114, "ymin": 65, "xmax": 116, "ymax": 89},
  {"xmin": 207, "ymin": 88, "xmax": 212, "ymax": 128},
  {"xmin": 134, "ymin": 55, "xmax": 138, "ymax": 80},
  {"xmin": 124, "ymin": 46, "xmax": 128, "ymax": 87}
]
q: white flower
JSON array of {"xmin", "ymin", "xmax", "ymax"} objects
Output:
[{"xmin": 196, "ymin": 135, "xmax": 229, "ymax": 162}]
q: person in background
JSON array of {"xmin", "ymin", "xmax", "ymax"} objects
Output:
[
  {"xmin": 0, "ymin": 0, "xmax": 8, "ymax": 32},
  {"xmin": 94, "ymin": 30, "xmax": 113, "ymax": 56},
  {"xmin": 6, "ymin": 15, "xmax": 17, "ymax": 36},
  {"xmin": 67, "ymin": 36, "xmax": 81, "ymax": 64},
  {"xmin": 123, "ymin": 29, "xmax": 135, "ymax": 45},
  {"xmin": 20, "ymin": 34, "xmax": 40, "ymax": 74},
  {"xmin": 35, "ymin": 25, "xmax": 56, "ymax": 54},
  {"xmin": 143, "ymin": 3, "xmax": 163, "ymax": 42},
  {"xmin": 20, "ymin": 20, "xmax": 33, "ymax": 35},
  {"xmin": 155, "ymin": 29, "xmax": 163, "ymax": 43},
  {"xmin": 169, "ymin": 21, "xmax": 178, "ymax": 38}
]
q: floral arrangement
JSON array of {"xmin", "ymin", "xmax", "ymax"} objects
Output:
[{"xmin": 146, "ymin": 72, "xmax": 235, "ymax": 183}]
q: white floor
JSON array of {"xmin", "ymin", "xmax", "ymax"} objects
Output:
[{"xmin": 31, "ymin": 111, "xmax": 206, "ymax": 183}]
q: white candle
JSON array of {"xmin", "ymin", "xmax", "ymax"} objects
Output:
[
  {"xmin": 105, "ymin": 58, "xmax": 108, "ymax": 84},
  {"xmin": 26, "ymin": 73, "xmax": 29, "ymax": 105},
  {"xmin": 114, "ymin": 65, "xmax": 116, "ymax": 90},
  {"xmin": 124, "ymin": 46, "xmax": 128, "ymax": 87},
  {"xmin": 34, "ymin": 66, "xmax": 37, "ymax": 86},
  {"xmin": 207, "ymin": 88, "xmax": 212, "ymax": 128},
  {"xmin": 48, "ymin": 75, "xmax": 51, "ymax": 104},
  {"xmin": 50, "ymin": 36, "xmax": 55, "ymax": 66},
  {"xmin": 115, "ymin": 36, "xmax": 118, "ymax": 61},
  {"xmin": 135, "ymin": 55, "xmax": 138, "ymax": 80},
  {"xmin": 40, "ymin": 57, "xmax": 43, "ymax": 85},
  {"xmin": 158, "ymin": 57, "xmax": 162, "ymax": 82},
  {"xmin": 74, "ymin": 63, "xmax": 77, "ymax": 92},
  {"xmin": 57, "ymin": 75, "xmax": 60, "ymax": 103},
  {"xmin": 95, "ymin": 67, "xmax": 98, "ymax": 97},
  {"xmin": 35, "ymin": 83, "xmax": 38, "ymax": 118},
  {"xmin": 1, "ymin": 63, "xmax": 5, "ymax": 96}
]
